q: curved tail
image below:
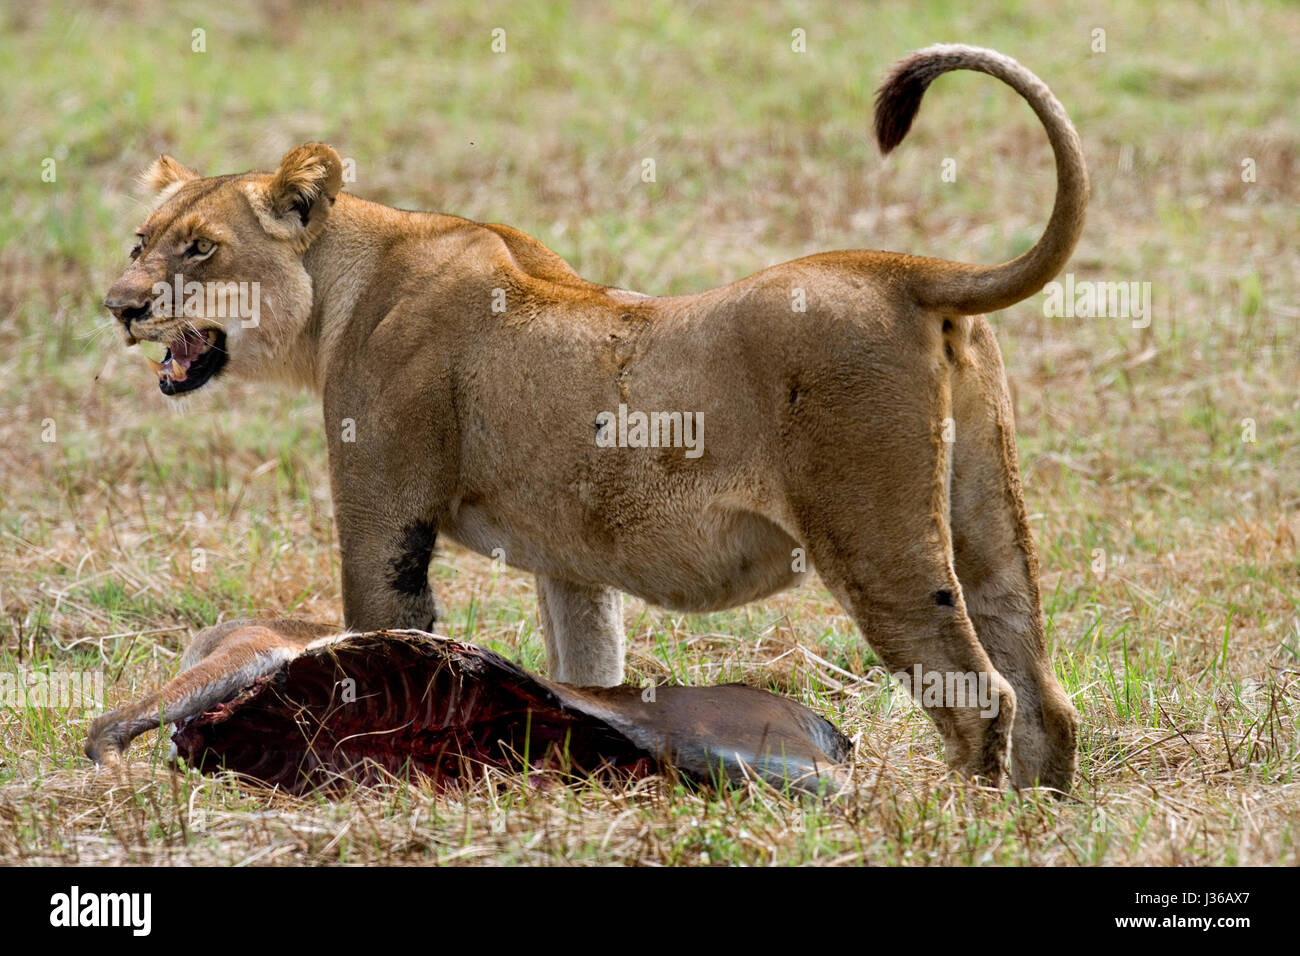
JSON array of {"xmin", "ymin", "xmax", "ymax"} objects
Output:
[{"xmin": 874, "ymin": 44, "xmax": 1089, "ymax": 315}]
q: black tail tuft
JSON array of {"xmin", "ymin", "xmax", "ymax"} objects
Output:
[{"xmin": 873, "ymin": 53, "xmax": 950, "ymax": 154}]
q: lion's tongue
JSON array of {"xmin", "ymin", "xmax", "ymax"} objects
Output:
[{"xmin": 171, "ymin": 330, "xmax": 207, "ymax": 368}]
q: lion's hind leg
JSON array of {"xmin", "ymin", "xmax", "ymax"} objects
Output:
[
  {"xmin": 787, "ymin": 343, "xmax": 1015, "ymax": 784},
  {"xmin": 811, "ymin": 543, "xmax": 1017, "ymax": 785},
  {"xmin": 949, "ymin": 319, "xmax": 1079, "ymax": 791}
]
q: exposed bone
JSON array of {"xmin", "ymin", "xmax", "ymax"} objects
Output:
[{"xmin": 85, "ymin": 620, "xmax": 851, "ymax": 795}]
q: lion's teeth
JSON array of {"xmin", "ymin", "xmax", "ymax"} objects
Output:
[
  {"xmin": 170, "ymin": 362, "xmax": 188, "ymax": 382},
  {"xmin": 146, "ymin": 356, "xmax": 166, "ymax": 379}
]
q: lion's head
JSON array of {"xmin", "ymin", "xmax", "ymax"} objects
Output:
[{"xmin": 104, "ymin": 142, "xmax": 343, "ymax": 395}]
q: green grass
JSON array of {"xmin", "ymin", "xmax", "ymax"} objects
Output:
[{"xmin": 0, "ymin": 0, "xmax": 1297, "ymax": 865}]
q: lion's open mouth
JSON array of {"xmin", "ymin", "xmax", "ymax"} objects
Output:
[{"xmin": 147, "ymin": 329, "xmax": 228, "ymax": 395}]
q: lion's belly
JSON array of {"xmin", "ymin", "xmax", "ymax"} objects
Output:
[{"xmin": 442, "ymin": 502, "xmax": 805, "ymax": 611}]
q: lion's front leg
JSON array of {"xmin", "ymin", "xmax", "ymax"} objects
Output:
[
  {"xmin": 335, "ymin": 503, "xmax": 441, "ymax": 632},
  {"xmin": 324, "ymin": 380, "xmax": 455, "ymax": 634},
  {"xmin": 325, "ymin": 448, "xmax": 442, "ymax": 633},
  {"xmin": 536, "ymin": 576, "xmax": 625, "ymax": 687}
]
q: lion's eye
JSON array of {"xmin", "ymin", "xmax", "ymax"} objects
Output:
[
  {"xmin": 130, "ymin": 235, "xmax": 145, "ymax": 260},
  {"xmin": 186, "ymin": 238, "xmax": 215, "ymax": 259}
]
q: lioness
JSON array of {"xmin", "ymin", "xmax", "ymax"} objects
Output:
[{"xmin": 104, "ymin": 45, "xmax": 1085, "ymax": 790}]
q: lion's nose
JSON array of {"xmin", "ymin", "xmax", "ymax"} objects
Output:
[{"xmin": 104, "ymin": 297, "xmax": 152, "ymax": 328}]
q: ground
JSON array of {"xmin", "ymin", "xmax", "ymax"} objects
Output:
[{"xmin": 0, "ymin": 0, "xmax": 1296, "ymax": 865}]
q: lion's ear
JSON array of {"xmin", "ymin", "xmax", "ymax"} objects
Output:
[
  {"xmin": 140, "ymin": 155, "xmax": 200, "ymax": 196},
  {"xmin": 266, "ymin": 142, "xmax": 343, "ymax": 233}
]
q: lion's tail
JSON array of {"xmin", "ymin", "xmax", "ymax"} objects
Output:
[{"xmin": 873, "ymin": 44, "xmax": 1089, "ymax": 315}]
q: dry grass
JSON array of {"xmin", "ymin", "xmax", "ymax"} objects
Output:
[{"xmin": 1, "ymin": 0, "xmax": 1297, "ymax": 865}]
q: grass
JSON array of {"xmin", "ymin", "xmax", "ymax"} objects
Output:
[{"xmin": 1, "ymin": 0, "xmax": 1297, "ymax": 865}]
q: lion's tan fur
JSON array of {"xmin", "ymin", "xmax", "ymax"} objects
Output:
[{"xmin": 104, "ymin": 45, "xmax": 1086, "ymax": 790}]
